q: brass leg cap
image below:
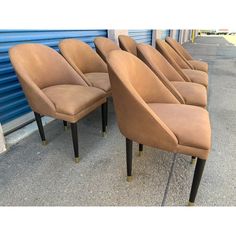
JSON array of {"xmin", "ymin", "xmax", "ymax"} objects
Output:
[
  {"xmin": 102, "ymin": 131, "xmax": 107, "ymax": 137},
  {"xmin": 191, "ymin": 158, "xmax": 196, "ymax": 165},
  {"xmin": 138, "ymin": 151, "xmax": 143, "ymax": 156},
  {"xmin": 127, "ymin": 176, "xmax": 133, "ymax": 182},
  {"xmin": 188, "ymin": 201, "xmax": 195, "ymax": 206},
  {"xmin": 64, "ymin": 126, "xmax": 68, "ymax": 131},
  {"xmin": 42, "ymin": 140, "xmax": 48, "ymax": 145},
  {"xmin": 75, "ymin": 157, "xmax": 80, "ymax": 163}
]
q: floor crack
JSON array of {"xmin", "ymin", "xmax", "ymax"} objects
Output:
[{"xmin": 161, "ymin": 153, "xmax": 177, "ymax": 206}]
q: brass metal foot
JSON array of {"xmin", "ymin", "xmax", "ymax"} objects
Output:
[
  {"xmin": 75, "ymin": 157, "xmax": 80, "ymax": 163},
  {"xmin": 102, "ymin": 131, "xmax": 107, "ymax": 137},
  {"xmin": 64, "ymin": 126, "xmax": 68, "ymax": 131},
  {"xmin": 191, "ymin": 158, "xmax": 196, "ymax": 165},
  {"xmin": 188, "ymin": 201, "xmax": 195, "ymax": 206},
  {"xmin": 127, "ymin": 176, "xmax": 133, "ymax": 182},
  {"xmin": 138, "ymin": 150, "xmax": 143, "ymax": 156},
  {"xmin": 42, "ymin": 140, "xmax": 48, "ymax": 145}
]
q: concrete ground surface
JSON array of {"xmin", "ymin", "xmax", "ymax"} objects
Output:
[{"xmin": 0, "ymin": 36, "xmax": 236, "ymax": 206}]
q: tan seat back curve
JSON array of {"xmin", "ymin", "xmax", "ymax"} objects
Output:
[
  {"xmin": 94, "ymin": 37, "xmax": 120, "ymax": 63},
  {"xmin": 59, "ymin": 39, "xmax": 108, "ymax": 86},
  {"xmin": 118, "ymin": 35, "xmax": 137, "ymax": 56},
  {"xmin": 107, "ymin": 50, "xmax": 179, "ymax": 151}
]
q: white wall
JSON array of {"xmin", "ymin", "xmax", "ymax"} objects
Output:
[{"xmin": 108, "ymin": 30, "xmax": 128, "ymax": 44}]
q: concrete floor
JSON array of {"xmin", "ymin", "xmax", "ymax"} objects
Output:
[{"xmin": 0, "ymin": 36, "xmax": 236, "ymax": 206}]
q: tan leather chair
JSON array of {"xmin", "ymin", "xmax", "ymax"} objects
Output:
[
  {"xmin": 156, "ymin": 39, "xmax": 208, "ymax": 88},
  {"xmin": 59, "ymin": 39, "xmax": 111, "ymax": 131},
  {"xmin": 118, "ymin": 35, "xmax": 137, "ymax": 56},
  {"xmin": 94, "ymin": 37, "xmax": 120, "ymax": 63},
  {"xmin": 9, "ymin": 44, "xmax": 107, "ymax": 163},
  {"xmin": 137, "ymin": 44, "xmax": 207, "ymax": 108},
  {"xmin": 166, "ymin": 36, "xmax": 208, "ymax": 73},
  {"xmin": 117, "ymin": 35, "xmax": 207, "ymax": 108},
  {"xmin": 59, "ymin": 39, "xmax": 111, "ymax": 96},
  {"xmin": 107, "ymin": 50, "xmax": 211, "ymax": 205}
]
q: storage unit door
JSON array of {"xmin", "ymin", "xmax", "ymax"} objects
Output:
[
  {"xmin": 128, "ymin": 30, "xmax": 153, "ymax": 45},
  {"xmin": 0, "ymin": 30, "xmax": 108, "ymax": 133}
]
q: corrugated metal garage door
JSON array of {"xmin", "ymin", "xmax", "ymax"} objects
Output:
[
  {"xmin": 160, "ymin": 30, "xmax": 170, "ymax": 39},
  {"xmin": 0, "ymin": 30, "xmax": 107, "ymax": 133},
  {"xmin": 128, "ymin": 30, "xmax": 153, "ymax": 45}
]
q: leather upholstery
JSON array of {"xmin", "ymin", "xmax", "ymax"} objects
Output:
[
  {"xmin": 94, "ymin": 37, "xmax": 120, "ymax": 63},
  {"xmin": 148, "ymin": 104, "xmax": 210, "ymax": 150},
  {"xmin": 59, "ymin": 39, "xmax": 111, "ymax": 94},
  {"xmin": 166, "ymin": 36, "xmax": 193, "ymax": 60},
  {"xmin": 137, "ymin": 44, "xmax": 207, "ymax": 107},
  {"xmin": 188, "ymin": 60, "xmax": 208, "ymax": 73},
  {"xmin": 182, "ymin": 69, "xmax": 208, "ymax": 87},
  {"xmin": 84, "ymin": 72, "xmax": 111, "ymax": 93},
  {"xmin": 156, "ymin": 39, "xmax": 208, "ymax": 88},
  {"xmin": 166, "ymin": 36, "xmax": 208, "ymax": 72},
  {"xmin": 171, "ymin": 82, "xmax": 207, "ymax": 107},
  {"xmin": 9, "ymin": 44, "xmax": 106, "ymax": 123},
  {"xmin": 118, "ymin": 35, "xmax": 138, "ymax": 56},
  {"xmin": 43, "ymin": 85, "xmax": 105, "ymax": 116},
  {"xmin": 107, "ymin": 50, "xmax": 211, "ymax": 159}
]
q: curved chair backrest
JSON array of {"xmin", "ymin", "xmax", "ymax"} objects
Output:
[
  {"xmin": 156, "ymin": 39, "xmax": 192, "ymax": 82},
  {"xmin": 137, "ymin": 44, "xmax": 185, "ymax": 104},
  {"xmin": 165, "ymin": 36, "xmax": 193, "ymax": 61},
  {"xmin": 9, "ymin": 44, "xmax": 87, "ymax": 113},
  {"xmin": 94, "ymin": 37, "xmax": 120, "ymax": 63},
  {"xmin": 9, "ymin": 44, "xmax": 86, "ymax": 89},
  {"xmin": 107, "ymin": 50, "xmax": 179, "ymax": 150},
  {"xmin": 59, "ymin": 39, "xmax": 108, "ymax": 86},
  {"xmin": 156, "ymin": 39, "xmax": 193, "ymax": 69},
  {"xmin": 118, "ymin": 35, "xmax": 137, "ymax": 56}
]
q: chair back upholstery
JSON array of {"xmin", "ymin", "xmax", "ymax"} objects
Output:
[
  {"xmin": 137, "ymin": 44, "xmax": 185, "ymax": 103},
  {"xmin": 156, "ymin": 39, "xmax": 192, "ymax": 82},
  {"xmin": 165, "ymin": 36, "xmax": 193, "ymax": 60},
  {"xmin": 118, "ymin": 35, "xmax": 137, "ymax": 56},
  {"xmin": 94, "ymin": 37, "xmax": 120, "ymax": 63},
  {"xmin": 59, "ymin": 39, "xmax": 107, "ymax": 86},
  {"xmin": 9, "ymin": 44, "xmax": 87, "ymax": 114},
  {"xmin": 107, "ymin": 50, "xmax": 179, "ymax": 150}
]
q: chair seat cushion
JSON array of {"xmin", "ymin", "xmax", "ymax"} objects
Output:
[
  {"xmin": 188, "ymin": 60, "xmax": 208, "ymax": 73},
  {"xmin": 182, "ymin": 69, "xmax": 208, "ymax": 88},
  {"xmin": 171, "ymin": 81, "xmax": 207, "ymax": 107},
  {"xmin": 148, "ymin": 103, "xmax": 211, "ymax": 150},
  {"xmin": 43, "ymin": 84, "xmax": 105, "ymax": 116},
  {"xmin": 85, "ymin": 72, "xmax": 111, "ymax": 93}
]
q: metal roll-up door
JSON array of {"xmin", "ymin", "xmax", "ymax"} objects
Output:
[
  {"xmin": 160, "ymin": 30, "xmax": 170, "ymax": 39},
  {"xmin": 0, "ymin": 30, "xmax": 108, "ymax": 133},
  {"xmin": 128, "ymin": 30, "xmax": 153, "ymax": 45}
]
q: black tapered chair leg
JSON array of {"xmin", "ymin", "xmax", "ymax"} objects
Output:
[
  {"xmin": 188, "ymin": 158, "xmax": 206, "ymax": 206},
  {"xmin": 34, "ymin": 112, "xmax": 47, "ymax": 145},
  {"xmin": 101, "ymin": 102, "xmax": 107, "ymax": 136},
  {"xmin": 139, "ymin": 144, "xmax": 143, "ymax": 156},
  {"xmin": 63, "ymin": 120, "xmax": 68, "ymax": 130},
  {"xmin": 105, "ymin": 99, "xmax": 108, "ymax": 128},
  {"xmin": 71, "ymin": 122, "xmax": 79, "ymax": 163},
  {"xmin": 191, "ymin": 156, "xmax": 196, "ymax": 164},
  {"xmin": 126, "ymin": 138, "xmax": 133, "ymax": 182}
]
